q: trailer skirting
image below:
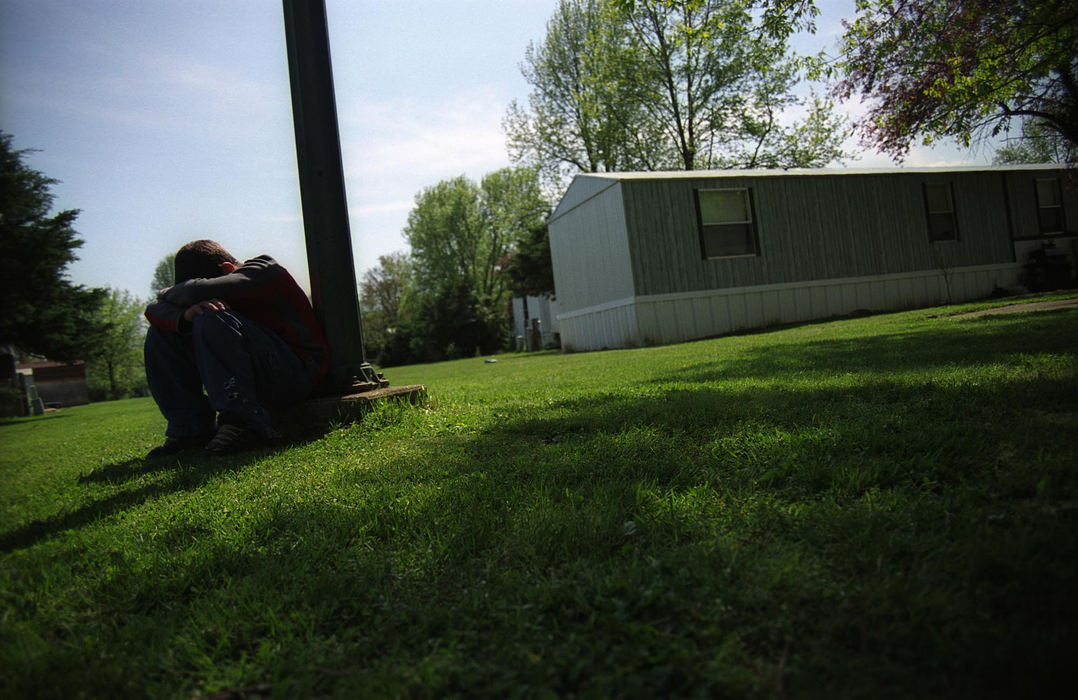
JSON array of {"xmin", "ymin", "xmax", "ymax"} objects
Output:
[{"xmin": 556, "ymin": 263, "xmax": 1022, "ymax": 352}]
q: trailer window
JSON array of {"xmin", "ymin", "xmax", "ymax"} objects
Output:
[
  {"xmin": 1035, "ymin": 178, "xmax": 1065, "ymax": 234},
  {"xmin": 923, "ymin": 182, "xmax": 958, "ymax": 241},
  {"xmin": 696, "ymin": 188, "xmax": 759, "ymax": 258}
]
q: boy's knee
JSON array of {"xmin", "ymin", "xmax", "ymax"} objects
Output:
[
  {"xmin": 145, "ymin": 325, "xmax": 164, "ymax": 349},
  {"xmin": 192, "ymin": 310, "xmax": 243, "ymax": 347},
  {"xmin": 145, "ymin": 325, "xmax": 180, "ymax": 354}
]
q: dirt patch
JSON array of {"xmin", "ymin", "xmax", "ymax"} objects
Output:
[{"xmin": 954, "ymin": 298, "xmax": 1078, "ymax": 318}]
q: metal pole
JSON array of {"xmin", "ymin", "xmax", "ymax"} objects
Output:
[{"xmin": 282, "ymin": 0, "xmax": 383, "ymax": 393}]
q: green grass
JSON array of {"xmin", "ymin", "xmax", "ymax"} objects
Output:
[{"xmin": 2, "ymin": 295, "xmax": 1077, "ymax": 698}]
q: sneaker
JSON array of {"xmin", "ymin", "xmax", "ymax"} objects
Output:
[
  {"xmin": 147, "ymin": 434, "xmax": 211, "ymax": 458},
  {"xmin": 204, "ymin": 423, "xmax": 263, "ymax": 456}
]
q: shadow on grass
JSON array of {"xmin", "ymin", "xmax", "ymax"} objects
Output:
[
  {"xmin": 75, "ymin": 449, "xmax": 249, "ymax": 486},
  {"xmin": 0, "ymin": 446, "xmax": 295, "ymax": 554},
  {"xmin": 53, "ymin": 366, "xmax": 1078, "ymax": 696},
  {"xmin": 1, "ymin": 414, "xmax": 361, "ymax": 554},
  {"xmin": 8, "ymin": 313, "xmax": 1078, "ymax": 697},
  {"xmin": 0, "ymin": 412, "xmax": 71, "ymax": 428},
  {"xmin": 657, "ymin": 312, "xmax": 1078, "ymax": 385}
]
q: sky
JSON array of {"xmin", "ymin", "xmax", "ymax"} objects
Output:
[{"xmin": 0, "ymin": 0, "xmax": 998, "ymax": 299}]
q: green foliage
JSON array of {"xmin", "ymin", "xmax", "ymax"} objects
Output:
[
  {"xmin": 150, "ymin": 253, "xmax": 175, "ymax": 294},
  {"xmin": 2, "ymin": 297, "xmax": 1076, "ymax": 696},
  {"xmin": 505, "ymin": 0, "xmax": 660, "ymax": 189},
  {"xmin": 84, "ymin": 288, "xmax": 147, "ymax": 401},
  {"xmin": 836, "ymin": 0, "xmax": 1078, "ymax": 161},
  {"xmin": 394, "ymin": 168, "xmax": 550, "ymax": 364},
  {"xmin": 407, "ymin": 280, "xmax": 507, "ymax": 363},
  {"xmin": 994, "ymin": 118, "xmax": 1076, "ymax": 165},
  {"xmin": 621, "ymin": 0, "xmax": 847, "ymax": 170},
  {"xmin": 359, "ymin": 251, "xmax": 415, "ymax": 365},
  {"xmin": 405, "ymin": 176, "xmax": 484, "ymax": 296},
  {"xmin": 505, "ymin": 222, "xmax": 555, "ymax": 299},
  {"xmin": 404, "ymin": 169, "xmax": 549, "ymax": 303},
  {"xmin": 480, "ymin": 167, "xmax": 553, "ymax": 300},
  {"xmin": 0, "ymin": 131, "xmax": 108, "ymax": 361},
  {"xmin": 507, "ymin": 0, "xmax": 848, "ymax": 187},
  {"xmin": 613, "ymin": 0, "xmax": 821, "ymax": 40}
]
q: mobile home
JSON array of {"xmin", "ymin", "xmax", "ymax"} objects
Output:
[{"xmin": 549, "ymin": 166, "xmax": 1077, "ymax": 351}]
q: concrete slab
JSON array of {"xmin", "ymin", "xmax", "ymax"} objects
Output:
[{"xmin": 280, "ymin": 384, "xmax": 426, "ymax": 435}]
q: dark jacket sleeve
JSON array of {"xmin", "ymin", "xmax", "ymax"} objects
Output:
[
  {"xmin": 159, "ymin": 255, "xmax": 279, "ymax": 307},
  {"xmin": 144, "ymin": 298, "xmax": 187, "ymax": 333},
  {"xmin": 145, "ymin": 255, "xmax": 279, "ymax": 333}
]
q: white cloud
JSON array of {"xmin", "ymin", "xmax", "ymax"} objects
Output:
[
  {"xmin": 260, "ymin": 213, "xmax": 303, "ymax": 224},
  {"xmin": 340, "ymin": 87, "xmax": 512, "ymax": 186},
  {"xmin": 166, "ymin": 60, "xmax": 281, "ymax": 114},
  {"xmin": 349, "ymin": 200, "xmax": 414, "ymax": 217},
  {"xmin": 328, "ymin": 86, "xmax": 516, "ymax": 269}
]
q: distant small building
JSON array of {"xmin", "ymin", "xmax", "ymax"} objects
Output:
[
  {"xmin": 16, "ymin": 361, "xmax": 89, "ymax": 407},
  {"xmin": 512, "ymin": 296, "xmax": 560, "ymax": 351},
  {"xmin": 549, "ymin": 165, "xmax": 1077, "ymax": 351}
]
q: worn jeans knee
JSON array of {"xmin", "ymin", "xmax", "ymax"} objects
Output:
[
  {"xmin": 191, "ymin": 310, "xmax": 243, "ymax": 350},
  {"xmin": 144, "ymin": 324, "xmax": 214, "ymax": 437},
  {"xmin": 190, "ymin": 310, "xmax": 310, "ymax": 437}
]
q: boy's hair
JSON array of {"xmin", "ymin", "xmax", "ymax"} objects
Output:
[{"xmin": 173, "ymin": 240, "xmax": 240, "ymax": 283}]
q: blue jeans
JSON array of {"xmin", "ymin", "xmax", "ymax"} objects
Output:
[{"xmin": 144, "ymin": 310, "xmax": 312, "ymax": 438}]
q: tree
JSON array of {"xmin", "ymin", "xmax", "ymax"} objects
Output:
[
  {"xmin": 359, "ymin": 251, "xmax": 415, "ymax": 364},
  {"xmin": 0, "ymin": 131, "xmax": 107, "ymax": 361},
  {"xmin": 409, "ymin": 280, "xmax": 506, "ymax": 362},
  {"xmin": 402, "ymin": 167, "xmax": 550, "ymax": 360},
  {"xmin": 506, "ymin": 223, "xmax": 556, "ymax": 299},
  {"xmin": 85, "ymin": 288, "xmax": 146, "ymax": 400},
  {"xmin": 836, "ymin": 0, "xmax": 1078, "ymax": 162},
  {"xmin": 994, "ymin": 118, "xmax": 1076, "ymax": 165},
  {"xmin": 613, "ymin": 0, "xmax": 822, "ymax": 41},
  {"xmin": 405, "ymin": 176, "xmax": 484, "ymax": 297},
  {"xmin": 504, "ymin": 0, "xmax": 663, "ymax": 189},
  {"xmin": 151, "ymin": 253, "xmax": 176, "ymax": 293},
  {"xmin": 405, "ymin": 168, "xmax": 548, "ymax": 307},
  {"xmin": 621, "ymin": 0, "xmax": 847, "ymax": 170},
  {"xmin": 478, "ymin": 167, "xmax": 552, "ymax": 302},
  {"xmin": 506, "ymin": 0, "xmax": 848, "ymax": 187}
]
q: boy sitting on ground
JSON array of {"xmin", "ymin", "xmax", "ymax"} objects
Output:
[{"xmin": 144, "ymin": 240, "xmax": 327, "ymax": 456}]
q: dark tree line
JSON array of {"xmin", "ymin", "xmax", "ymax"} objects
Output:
[
  {"xmin": 1, "ymin": 132, "xmax": 148, "ymax": 401},
  {"xmin": 0, "ymin": 132, "xmax": 107, "ymax": 362}
]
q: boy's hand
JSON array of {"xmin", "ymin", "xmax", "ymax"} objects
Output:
[{"xmin": 183, "ymin": 298, "xmax": 229, "ymax": 322}]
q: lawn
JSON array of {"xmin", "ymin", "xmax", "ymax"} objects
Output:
[{"xmin": 2, "ymin": 295, "xmax": 1077, "ymax": 698}]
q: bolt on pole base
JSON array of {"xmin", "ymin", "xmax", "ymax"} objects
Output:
[{"xmin": 349, "ymin": 362, "xmax": 390, "ymax": 393}]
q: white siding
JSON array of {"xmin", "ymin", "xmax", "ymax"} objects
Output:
[
  {"xmin": 550, "ymin": 183, "xmax": 635, "ymax": 314},
  {"xmin": 557, "ymin": 301, "xmax": 639, "ymax": 352},
  {"xmin": 550, "ymin": 174, "xmax": 620, "ymax": 220},
  {"xmin": 558, "ymin": 263, "xmax": 1022, "ymax": 351}
]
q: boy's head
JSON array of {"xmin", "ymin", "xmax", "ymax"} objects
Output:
[{"xmin": 173, "ymin": 240, "xmax": 240, "ymax": 284}]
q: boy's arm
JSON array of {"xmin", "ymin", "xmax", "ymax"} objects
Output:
[
  {"xmin": 158, "ymin": 256, "xmax": 280, "ymax": 308},
  {"xmin": 145, "ymin": 298, "xmax": 229, "ymax": 333},
  {"xmin": 144, "ymin": 299, "xmax": 187, "ymax": 333}
]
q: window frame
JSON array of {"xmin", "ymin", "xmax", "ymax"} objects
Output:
[
  {"xmin": 695, "ymin": 187, "xmax": 760, "ymax": 260},
  {"xmin": 922, "ymin": 181, "xmax": 959, "ymax": 242},
  {"xmin": 1034, "ymin": 177, "xmax": 1066, "ymax": 235}
]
